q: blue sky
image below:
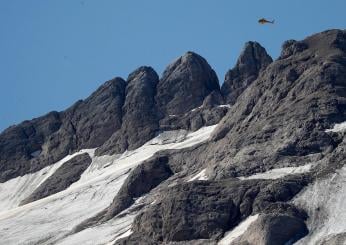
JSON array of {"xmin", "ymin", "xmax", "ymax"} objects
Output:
[{"xmin": 0, "ymin": 0, "xmax": 345, "ymax": 132}]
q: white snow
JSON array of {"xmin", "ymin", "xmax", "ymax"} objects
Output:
[
  {"xmin": 59, "ymin": 213, "xmax": 135, "ymax": 245},
  {"xmin": 325, "ymin": 121, "xmax": 346, "ymax": 133},
  {"xmin": 293, "ymin": 166, "xmax": 346, "ymax": 245},
  {"xmin": 190, "ymin": 105, "xmax": 203, "ymax": 112},
  {"xmin": 218, "ymin": 214, "xmax": 259, "ymax": 245},
  {"xmin": 218, "ymin": 104, "xmax": 231, "ymax": 108},
  {"xmin": 113, "ymin": 229, "xmax": 133, "ymax": 242},
  {"xmin": 188, "ymin": 168, "xmax": 208, "ymax": 182},
  {"xmin": 0, "ymin": 125, "xmax": 217, "ymax": 245},
  {"xmin": 0, "ymin": 149, "xmax": 95, "ymax": 211},
  {"xmin": 148, "ymin": 129, "xmax": 187, "ymax": 145},
  {"xmin": 238, "ymin": 164, "xmax": 313, "ymax": 180}
]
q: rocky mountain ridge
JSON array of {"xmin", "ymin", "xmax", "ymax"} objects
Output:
[{"xmin": 0, "ymin": 29, "xmax": 345, "ymax": 245}]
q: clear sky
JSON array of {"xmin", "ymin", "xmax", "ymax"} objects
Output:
[{"xmin": 0, "ymin": 0, "xmax": 345, "ymax": 132}]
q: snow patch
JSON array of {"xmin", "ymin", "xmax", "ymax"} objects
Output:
[
  {"xmin": 188, "ymin": 169, "xmax": 208, "ymax": 182},
  {"xmin": 218, "ymin": 214, "xmax": 259, "ymax": 245},
  {"xmin": 293, "ymin": 166, "xmax": 346, "ymax": 245},
  {"xmin": 0, "ymin": 125, "xmax": 218, "ymax": 245},
  {"xmin": 238, "ymin": 164, "xmax": 313, "ymax": 180},
  {"xmin": 114, "ymin": 229, "xmax": 133, "ymax": 242},
  {"xmin": 218, "ymin": 104, "xmax": 231, "ymax": 108},
  {"xmin": 0, "ymin": 149, "xmax": 95, "ymax": 212},
  {"xmin": 325, "ymin": 121, "xmax": 346, "ymax": 133},
  {"xmin": 59, "ymin": 213, "xmax": 135, "ymax": 245},
  {"xmin": 191, "ymin": 105, "xmax": 203, "ymax": 112},
  {"xmin": 149, "ymin": 129, "xmax": 187, "ymax": 145}
]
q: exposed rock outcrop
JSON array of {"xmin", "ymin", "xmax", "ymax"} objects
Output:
[
  {"xmin": 96, "ymin": 67, "xmax": 159, "ymax": 155},
  {"xmin": 0, "ymin": 78, "xmax": 125, "ymax": 182},
  {"xmin": 120, "ymin": 175, "xmax": 309, "ymax": 243},
  {"xmin": 231, "ymin": 214, "xmax": 308, "ymax": 245},
  {"xmin": 73, "ymin": 155, "xmax": 173, "ymax": 233},
  {"xmin": 208, "ymin": 29, "xmax": 346, "ymax": 178},
  {"xmin": 20, "ymin": 153, "xmax": 92, "ymax": 205},
  {"xmin": 118, "ymin": 29, "xmax": 346, "ymax": 244},
  {"xmin": 104, "ymin": 155, "xmax": 173, "ymax": 221},
  {"xmin": 156, "ymin": 52, "xmax": 220, "ymax": 116},
  {"xmin": 221, "ymin": 41, "xmax": 273, "ymax": 104}
]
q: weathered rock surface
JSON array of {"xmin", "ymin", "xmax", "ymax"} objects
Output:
[
  {"xmin": 0, "ymin": 77, "xmax": 125, "ymax": 182},
  {"xmin": 73, "ymin": 155, "xmax": 173, "ymax": 233},
  {"xmin": 231, "ymin": 214, "xmax": 308, "ymax": 245},
  {"xmin": 156, "ymin": 52, "xmax": 220, "ymax": 116},
  {"xmin": 103, "ymin": 155, "xmax": 173, "ymax": 221},
  {"xmin": 221, "ymin": 41, "xmax": 273, "ymax": 104},
  {"xmin": 96, "ymin": 67, "xmax": 159, "ymax": 155},
  {"xmin": 118, "ymin": 29, "xmax": 346, "ymax": 244},
  {"xmin": 120, "ymin": 175, "xmax": 309, "ymax": 243},
  {"xmin": 159, "ymin": 104, "xmax": 228, "ymax": 131},
  {"xmin": 20, "ymin": 153, "xmax": 92, "ymax": 205},
  {"xmin": 207, "ymin": 29, "xmax": 346, "ymax": 178}
]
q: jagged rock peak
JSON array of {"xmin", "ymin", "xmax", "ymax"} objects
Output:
[
  {"xmin": 280, "ymin": 29, "xmax": 346, "ymax": 59},
  {"xmin": 100, "ymin": 76, "xmax": 126, "ymax": 88},
  {"xmin": 221, "ymin": 41, "xmax": 272, "ymax": 104},
  {"xmin": 237, "ymin": 41, "xmax": 273, "ymax": 70},
  {"xmin": 0, "ymin": 76, "xmax": 127, "ymax": 182},
  {"xmin": 89, "ymin": 76, "xmax": 126, "ymax": 99},
  {"xmin": 127, "ymin": 66, "xmax": 159, "ymax": 83},
  {"xmin": 157, "ymin": 51, "xmax": 220, "ymax": 116},
  {"xmin": 95, "ymin": 66, "xmax": 159, "ymax": 155}
]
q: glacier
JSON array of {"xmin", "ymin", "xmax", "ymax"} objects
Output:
[{"xmin": 0, "ymin": 125, "xmax": 217, "ymax": 245}]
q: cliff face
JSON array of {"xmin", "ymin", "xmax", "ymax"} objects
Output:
[
  {"xmin": 0, "ymin": 29, "xmax": 345, "ymax": 245},
  {"xmin": 0, "ymin": 77, "xmax": 126, "ymax": 182},
  {"xmin": 221, "ymin": 41, "xmax": 273, "ymax": 104}
]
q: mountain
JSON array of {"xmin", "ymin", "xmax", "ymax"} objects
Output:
[{"xmin": 0, "ymin": 29, "xmax": 345, "ymax": 245}]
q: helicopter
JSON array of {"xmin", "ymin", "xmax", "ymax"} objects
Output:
[{"xmin": 258, "ymin": 18, "xmax": 275, "ymax": 24}]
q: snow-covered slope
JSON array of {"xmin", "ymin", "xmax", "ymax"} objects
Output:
[
  {"xmin": 0, "ymin": 125, "xmax": 217, "ymax": 245},
  {"xmin": 294, "ymin": 166, "xmax": 346, "ymax": 245},
  {"xmin": 218, "ymin": 214, "xmax": 259, "ymax": 245},
  {"xmin": 0, "ymin": 149, "xmax": 95, "ymax": 212},
  {"xmin": 238, "ymin": 164, "xmax": 314, "ymax": 180},
  {"xmin": 325, "ymin": 121, "xmax": 346, "ymax": 133}
]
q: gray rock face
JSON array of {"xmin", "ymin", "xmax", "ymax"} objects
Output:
[
  {"xmin": 208, "ymin": 29, "xmax": 346, "ymax": 178},
  {"xmin": 96, "ymin": 66, "xmax": 159, "ymax": 155},
  {"xmin": 73, "ymin": 155, "xmax": 173, "ymax": 233},
  {"xmin": 118, "ymin": 29, "xmax": 346, "ymax": 244},
  {"xmin": 0, "ymin": 112, "xmax": 62, "ymax": 183},
  {"xmin": 0, "ymin": 77, "xmax": 126, "ymax": 182},
  {"xmin": 62, "ymin": 77, "xmax": 126, "ymax": 149},
  {"xmin": 156, "ymin": 52, "xmax": 220, "ymax": 116},
  {"xmin": 279, "ymin": 40, "xmax": 309, "ymax": 59},
  {"xmin": 20, "ymin": 153, "xmax": 91, "ymax": 205},
  {"xmin": 104, "ymin": 155, "xmax": 173, "ymax": 220},
  {"xmin": 231, "ymin": 214, "xmax": 308, "ymax": 245},
  {"xmin": 159, "ymin": 106, "xmax": 228, "ymax": 132},
  {"xmin": 221, "ymin": 41, "xmax": 273, "ymax": 104},
  {"xmin": 122, "ymin": 175, "xmax": 308, "ymax": 243}
]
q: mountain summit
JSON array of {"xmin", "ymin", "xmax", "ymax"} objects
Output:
[{"xmin": 221, "ymin": 41, "xmax": 273, "ymax": 104}]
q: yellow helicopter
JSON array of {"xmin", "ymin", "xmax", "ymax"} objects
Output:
[{"xmin": 258, "ymin": 18, "xmax": 275, "ymax": 24}]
